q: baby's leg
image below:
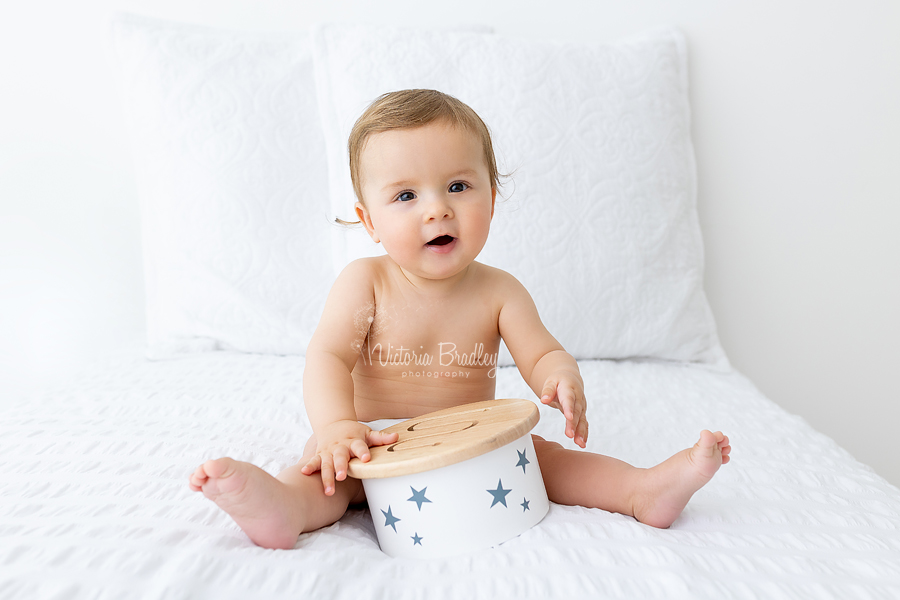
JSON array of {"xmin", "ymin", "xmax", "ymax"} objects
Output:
[
  {"xmin": 534, "ymin": 430, "xmax": 730, "ymax": 528},
  {"xmin": 188, "ymin": 436, "xmax": 364, "ymax": 549}
]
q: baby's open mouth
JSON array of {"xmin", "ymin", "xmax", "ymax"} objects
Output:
[{"xmin": 426, "ymin": 235, "xmax": 455, "ymax": 246}]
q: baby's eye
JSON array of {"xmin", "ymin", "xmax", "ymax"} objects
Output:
[
  {"xmin": 449, "ymin": 182, "xmax": 469, "ymax": 193},
  {"xmin": 396, "ymin": 191, "xmax": 416, "ymax": 202}
]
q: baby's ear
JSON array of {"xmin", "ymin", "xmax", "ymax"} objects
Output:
[{"xmin": 355, "ymin": 202, "xmax": 381, "ymax": 243}]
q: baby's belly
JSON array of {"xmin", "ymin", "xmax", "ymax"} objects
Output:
[{"xmin": 352, "ymin": 362, "xmax": 498, "ymax": 422}]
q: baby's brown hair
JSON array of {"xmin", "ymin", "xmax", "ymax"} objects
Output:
[{"xmin": 340, "ymin": 89, "xmax": 500, "ymax": 225}]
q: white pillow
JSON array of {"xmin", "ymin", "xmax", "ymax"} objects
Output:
[
  {"xmin": 312, "ymin": 25, "xmax": 727, "ymax": 366},
  {"xmin": 109, "ymin": 13, "xmax": 333, "ymax": 359}
]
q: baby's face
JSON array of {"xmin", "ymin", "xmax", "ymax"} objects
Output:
[{"xmin": 356, "ymin": 120, "xmax": 495, "ymax": 282}]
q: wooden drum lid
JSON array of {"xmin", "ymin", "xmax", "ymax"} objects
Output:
[{"xmin": 348, "ymin": 398, "xmax": 549, "ymax": 559}]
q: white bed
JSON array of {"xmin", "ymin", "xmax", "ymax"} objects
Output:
[
  {"xmin": 3, "ymin": 349, "xmax": 900, "ymax": 599},
  {"xmin": 2, "ymin": 13, "xmax": 899, "ymax": 599}
]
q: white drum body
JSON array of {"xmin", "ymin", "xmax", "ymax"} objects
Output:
[{"xmin": 362, "ymin": 432, "xmax": 549, "ymax": 559}]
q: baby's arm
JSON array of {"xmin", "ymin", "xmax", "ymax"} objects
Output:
[
  {"xmin": 301, "ymin": 260, "xmax": 398, "ymax": 494},
  {"xmin": 497, "ymin": 273, "xmax": 588, "ymax": 448}
]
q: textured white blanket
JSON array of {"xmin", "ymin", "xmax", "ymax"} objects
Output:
[{"xmin": 2, "ymin": 349, "xmax": 899, "ymax": 599}]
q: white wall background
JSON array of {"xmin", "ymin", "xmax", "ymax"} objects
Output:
[{"xmin": 1, "ymin": 1, "xmax": 898, "ymax": 487}]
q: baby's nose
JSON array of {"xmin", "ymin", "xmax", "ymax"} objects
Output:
[{"xmin": 422, "ymin": 196, "xmax": 454, "ymax": 221}]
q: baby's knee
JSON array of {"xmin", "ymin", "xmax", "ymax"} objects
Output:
[{"xmin": 532, "ymin": 434, "xmax": 564, "ymax": 454}]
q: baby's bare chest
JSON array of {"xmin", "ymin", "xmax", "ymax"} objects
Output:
[
  {"xmin": 360, "ymin": 300, "xmax": 500, "ymax": 372},
  {"xmin": 349, "ymin": 276, "xmax": 508, "ymax": 419}
]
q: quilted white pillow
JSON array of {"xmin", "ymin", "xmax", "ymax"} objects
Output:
[
  {"xmin": 109, "ymin": 13, "xmax": 333, "ymax": 359},
  {"xmin": 312, "ymin": 25, "xmax": 727, "ymax": 366}
]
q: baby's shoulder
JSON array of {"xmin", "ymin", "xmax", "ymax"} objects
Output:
[
  {"xmin": 338, "ymin": 256, "xmax": 390, "ymax": 280},
  {"xmin": 329, "ymin": 257, "xmax": 389, "ymax": 299},
  {"xmin": 471, "ymin": 262, "xmax": 529, "ymax": 296}
]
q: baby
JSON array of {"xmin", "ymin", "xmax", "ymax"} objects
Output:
[{"xmin": 189, "ymin": 89, "xmax": 731, "ymax": 550}]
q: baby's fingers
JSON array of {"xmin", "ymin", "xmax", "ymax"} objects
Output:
[
  {"xmin": 319, "ymin": 455, "xmax": 336, "ymax": 496},
  {"xmin": 557, "ymin": 386, "xmax": 579, "ymax": 434},
  {"xmin": 571, "ymin": 396, "xmax": 587, "ymax": 441},
  {"xmin": 540, "ymin": 378, "xmax": 559, "ymax": 407},
  {"xmin": 574, "ymin": 416, "xmax": 589, "ymax": 448},
  {"xmin": 332, "ymin": 446, "xmax": 351, "ymax": 483},
  {"xmin": 366, "ymin": 429, "xmax": 400, "ymax": 448},
  {"xmin": 349, "ymin": 439, "xmax": 372, "ymax": 462},
  {"xmin": 300, "ymin": 454, "xmax": 322, "ymax": 476}
]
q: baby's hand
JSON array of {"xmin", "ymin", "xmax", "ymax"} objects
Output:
[
  {"xmin": 300, "ymin": 420, "xmax": 399, "ymax": 495},
  {"xmin": 540, "ymin": 372, "xmax": 588, "ymax": 448}
]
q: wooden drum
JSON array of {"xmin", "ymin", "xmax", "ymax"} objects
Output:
[{"xmin": 348, "ymin": 398, "xmax": 549, "ymax": 559}]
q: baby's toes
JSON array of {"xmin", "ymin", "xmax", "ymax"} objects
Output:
[
  {"xmin": 720, "ymin": 443, "xmax": 732, "ymax": 464},
  {"xmin": 189, "ymin": 458, "xmax": 240, "ymax": 496},
  {"xmin": 189, "ymin": 465, "xmax": 210, "ymax": 491},
  {"xmin": 698, "ymin": 430, "xmax": 718, "ymax": 450},
  {"xmin": 202, "ymin": 458, "xmax": 233, "ymax": 479}
]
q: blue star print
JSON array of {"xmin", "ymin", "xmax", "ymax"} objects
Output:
[
  {"xmin": 407, "ymin": 486, "xmax": 432, "ymax": 511},
  {"xmin": 487, "ymin": 479, "xmax": 512, "ymax": 508},
  {"xmin": 516, "ymin": 449, "xmax": 530, "ymax": 474},
  {"xmin": 521, "ymin": 498, "xmax": 530, "ymax": 511},
  {"xmin": 381, "ymin": 506, "xmax": 401, "ymax": 532},
  {"xmin": 411, "ymin": 532, "xmax": 423, "ymax": 546}
]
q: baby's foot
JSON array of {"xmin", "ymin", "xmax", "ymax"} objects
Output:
[
  {"xmin": 189, "ymin": 458, "xmax": 302, "ymax": 549},
  {"xmin": 632, "ymin": 430, "xmax": 731, "ymax": 529}
]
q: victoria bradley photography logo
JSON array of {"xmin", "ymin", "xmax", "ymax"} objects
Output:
[{"xmin": 360, "ymin": 342, "xmax": 499, "ymax": 378}]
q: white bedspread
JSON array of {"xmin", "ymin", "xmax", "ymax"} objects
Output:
[{"xmin": 2, "ymin": 349, "xmax": 899, "ymax": 599}]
